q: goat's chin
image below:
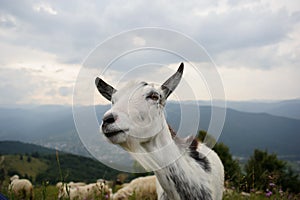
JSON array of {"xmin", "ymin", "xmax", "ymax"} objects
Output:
[{"xmin": 108, "ymin": 133, "xmax": 127, "ymax": 144}]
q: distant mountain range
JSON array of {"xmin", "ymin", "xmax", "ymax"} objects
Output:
[
  {"xmin": 0, "ymin": 99, "xmax": 299, "ymax": 160},
  {"xmin": 224, "ymin": 99, "xmax": 300, "ymax": 120},
  {"xmin": 187, "ymin": 99, "xmax": 300, "ymax": 120}
]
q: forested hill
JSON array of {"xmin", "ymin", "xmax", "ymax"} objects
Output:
[{"xmin": 0, "ymin": 141, "xmax": 124, "ymax": 184}]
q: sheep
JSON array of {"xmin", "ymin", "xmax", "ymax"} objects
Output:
[
  {"xmin": 68, "ymin": 181, "xmax": 87, "ymax": 188},
  {"xmin": 113, "ymin": 175, "xmax": 157, "ymax": 200},
  {"xmin": 57, "ymin": 181, "xmax": 87, "ymax": 199},
  {"xmin": 96, "ymin": 63, "xmax": 224, "ymax": 200},
  {"xmin": 8, "ymin": 175, "xmax": 33, "ymax": 200},
  {"xmin": 57, "ymin": 181, "xmax": 112, "ymax": 200},
  {"xmin": 56, "ymin": 181, "xmax": 86, "ymax": 189}
]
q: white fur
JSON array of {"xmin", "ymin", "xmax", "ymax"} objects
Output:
[
  {"xmin": 99, "ymin": 71, "xmax": 224, "ymax": 199},
  {"xmin": 9, "ymin": 175, "xmax": 33, "ymax": 200},
  {"xmin": 113, "ymin": 175, "xmax": 157, "ymax": 200},
  {"xmin": 57, "ymin": 181, "xmax": 87, "ymax": 199}
]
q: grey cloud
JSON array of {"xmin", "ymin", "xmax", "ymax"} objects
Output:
[
  {"xmin": 0, "ymin": 1, "xmax": 218, "ymax": 65},
  {"xmin": 0, "ymin": 15, "xmax": 16, "ymax": 28},
  {"xmin": 0, "ymin": 0, "xmax": 108, "ymax": 63},
  {"xmin": 0, "ymin": 67, "xmax": 71, "ymax": 105},
  {"xmin": 0, "ymin": 0, "xmax": 299, "ymax": 104},
  {"xmin": 194, "ymin": 8, "xmax": 292, "ymax": 53},
  {"xmin": 0, "ymin": 0, "xmax": 299, "ymax": 70}
]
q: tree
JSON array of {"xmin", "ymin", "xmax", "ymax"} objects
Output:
[
  {"xmin": 245, "ymin": 149, "xmax": 285, "ymax": 191},
  {"xmin": 213, "ymin": 143, "xmax": 242, "ymax": 189},
  {"xmin": 0, "ymin": 156, "xmax": 5, "ymax": 190},
  {"xmin": 31, "ymin": 152, "xmax": 40, "ymax": 158},
  {"xmin": 245, "ymin": 149, "xmax": 300, "ymax": 193},
  {"xmin": 197, "ymin": 130, "xmax": 216, "ymax": 147},
  {"xmin": 27, "ymin": 156, "xmax": 31, "ymax": 163}
]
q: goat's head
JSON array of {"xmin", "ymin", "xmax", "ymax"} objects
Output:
[{"xmin": 95, "ymin": 63, "xmax": 184, "ymax": 149}]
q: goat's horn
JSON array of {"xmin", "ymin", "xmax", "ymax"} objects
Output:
[{"xmin": 161, "ymin": 62, "xmax": 184, "ymax": 100}]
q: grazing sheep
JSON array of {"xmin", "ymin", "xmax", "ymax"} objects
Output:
[
  {"xmin": 113, "ymin": 175, "xmax": 157, "ymax": 200},
  {"xmin": 68, "ymin": 181, "xmax": 87, "ymax": 188},
  {"xmin": 56, "ymin": 181, "xmax": 86, "ymax": 189},
  {"xmin": 57, "ymin": 181, "xmax": 112, "ymax": 200},
  {"xmin": 8, "ymin": 175, "xmax": 33, "ymax": 200},
  {"xmin": 96, "ymin": 63, "xmax": 224, "ymax": 200},
  {"xmin": 57, "ymin": 181, "xmax": 87, "ymax": 199}
]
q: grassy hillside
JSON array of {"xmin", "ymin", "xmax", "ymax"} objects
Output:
[
  {"xmin": 1, "ymin": 153, "xmax": 123, "ymax": 185},
  {"xmin": 35, "ymin": 153, "xmax": 123, "ymax": 184},
  {"xmin": 3, "ymin": 154, "xmax": 48, "ymax": 182},
  {"xmin": 0, "ymin": 141, "xmax": 125, "ymax": 186}
]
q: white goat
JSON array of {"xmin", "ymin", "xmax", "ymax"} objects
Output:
[
  {"xmin": 113, "ymin": 175, "xmax": 157, "ymax": 200},
  {"xmin": 8, "ymin": 175, "xmax": 33, "ymax": 200},
  {"xmin": 95, "ymin": 63, "xmax": 224, "ymax": 200}
]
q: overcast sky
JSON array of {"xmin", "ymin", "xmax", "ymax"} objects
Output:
[{"xmin": 0, "ymin": 0, "xmax": 299, "ymax": 106}]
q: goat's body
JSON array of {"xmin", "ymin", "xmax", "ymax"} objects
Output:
[
  {"xmin": 130, "ymin": 125, "xmax": 224, "ymax": 200},
  {"xmin": 155, "ymin": 142, "xmax": 224, "ymax": 200}
]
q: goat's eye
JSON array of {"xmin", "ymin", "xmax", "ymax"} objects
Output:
[{"xmin": 146, "ymin": 92, "xmax": 160, "ymax": 101}]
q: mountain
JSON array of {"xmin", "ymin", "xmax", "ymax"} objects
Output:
[
  {"xmin": 224, "ymin": 99, "xmax": 300, "ymax": 120},
  {"xmin": 166, "ymin": 104, "xmax": 300, "ymax": 158},
  {"xmin": 219, "ymin": 108, "xmax": 300, "ymax": 158},
  {"xmin": 0, "ymin": 101, "xmax": 300, "ymax": 160}
]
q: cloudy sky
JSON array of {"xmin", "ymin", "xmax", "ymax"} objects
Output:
[{"xmin": 0, "ymin": 0, "xmax": 299, "ymax": 106}]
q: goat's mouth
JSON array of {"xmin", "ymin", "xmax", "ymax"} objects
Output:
[{"xmin": 103, "ymin": 129, "xmax": 129, "ymax": 138}]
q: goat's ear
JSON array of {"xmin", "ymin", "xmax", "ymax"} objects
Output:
[
  {"xmin": 160, "ymin": 62, "xmax": 184, "ymax": 101},
  {"xmin": 95, "ymin": 77, "xmax": 116, "ymax": 101}
]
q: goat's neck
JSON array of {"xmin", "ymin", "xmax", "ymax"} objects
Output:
[
  {"xmin": 128, "ymin": 122, "xmax": 214, "ymax": 200},
  {"xmin": 129, "ymin": 121, "xmax": 183, "ymax": 171}
]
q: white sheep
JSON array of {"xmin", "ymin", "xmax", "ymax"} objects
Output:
[
  {"xmin": 57, "ymin": 181, "xmax": 87, "ymax": 199},
  {"xmin": 8, "ymin": 175, "xmax": 33, "ymax": 200},
  {"xmin": 57, "ymin": 181, "xmax": 112, "ymax": 200},
  {"xmin": 56, "ymin": 181, "xmax": 86, "ymax": 189},
  {"xmin": 113, "ymin": 175, "xmax": 157, "ymax": 200}
]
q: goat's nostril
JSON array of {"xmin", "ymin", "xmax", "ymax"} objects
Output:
[{"xmin": 102, "ymin": 113, "xmax": 117, "ymax": 125}]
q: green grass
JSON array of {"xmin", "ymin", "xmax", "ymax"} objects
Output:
[
  {"xmin": 3, "ymin": 155, "xmax": 48, "ymax": 181},
  {"xmin": 223, "ymin": 190, "xmax": 300, "ymax": 200},
  {"xmin": 1, "ymin": 184, "xmax": 59, "ymax": 200},
  {"xmin": 1, "ymin": 182, "xmax": 299, "ymax": 200},
  {"xmin": 33, "ymin": 185, "xmax": 58, "ymax": 200}
]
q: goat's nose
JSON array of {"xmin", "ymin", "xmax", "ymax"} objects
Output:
[{"xmin": 102, "ymin": 113, "xmax": 117, "ymax": 126}]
